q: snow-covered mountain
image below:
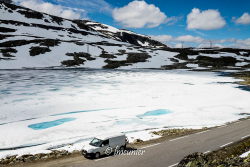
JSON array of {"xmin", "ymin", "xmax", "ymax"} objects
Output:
[{"xmin": 0, "ymin": 1, "xmax": 250, "ymax": 70}]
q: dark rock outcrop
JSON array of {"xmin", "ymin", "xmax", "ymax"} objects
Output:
[
  {"xmin": 126, "ymin": 53, "xmax": 151, "ymax": 63},
  {"xmin": 174, "ymin": 53, "xmax": 189, "ymax": 60},
  {"xmin": 0, "ymin": 27, "xmax": 16, "ymax": 32},
  {"xmin": 0, "ymin": 47, "xmax": 17, "ymax": 58},
  {"xmin": 196, "ymin": 56, "xmax": 238, "ymax": 67},
  {"xmin": 103, "ymin": 53, "xmax": 151, "ymax": 69},
  {"xmin": 116, "ymin": 32, "xmax": 165, "ymax": 47},
  {"xmin": 72, "ymin": 20, "xmax": 93, "ymax": 31},
  {"xmin": 17, "ymin": 10, "xmax": 44, "ymax": 19},
  {"xmin": 62, "ymin": 52, "xmax": 95, "ymax": 66},
  {"xmin": 66, "ymin": 52, "xmax": 95, "ymax": 61},
  {"xmin": 103, "ymin": 60, "xmax": 128, "ymax": 69},
  {"xmin": 29, "ymin": 46, "xmax": 51, "ymax": 56},
  {"xmin": 40, "ymin": 39, "xmax": 60, "ymax": 47},
  {"xmin": 0, "ymin": 0, "xmax": 12, "ymax": 3},
  {"xmin": 161, "ymin": 63, "xmax": 189, "ymax": 70},
  {"xmin": 99, "ymin": 53, "xmax": 116, "ymax": 59}
]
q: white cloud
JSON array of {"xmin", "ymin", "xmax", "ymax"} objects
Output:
[
  {"xmin": 150, "ymin": 34, "xmax": 250, "ymax": 49},
  {"xmin": 14, "ymin": 0, "xmax": 82, "ymax": 19},
  {"xmin": 151, "ymin": 35, "xmax": 173, "ymax": 42},
  {"xmin": 219, "ymin": 38, "xmax": 250, "ymax": 49},
  {"xmin": 235, "ymin": 38, "xmax": 250, "ymax": 48},
  {"xmin": 174, "ymin": 43, "xmax": 183, "ymax": 48},
  {"xmin": 214, "ymin": 38, "xmax": 236, "ymax": 44},
  {"xmin": 198, "ymin": 43, "xmax": 224, "ymax": 48},
  {"xmin": 187, "ymin": 8, "xmax": 226, "ymax": 30},
  {"xmin": 112, "ymin": 0, "xmax": 167, "ymax": 28},
  {"xmin": 198, "ymin": 38, "xmax": 250, "ymax": 49},
  {"xmin": 175, "ymin": 35, "xmax": 204, "ymax": 43},
  {"xmin": 151, "ymin": 34, "xmax": 203, "ymax": 43},
  {"xmin": 152, "ymin": 34, "xmax": 250, "ymax": 49},
  {"xmin": 54, "ymin": 0, "xmax": 112, "ymax": 14},
  {"xmin": 165, "ymin": 16, "xmax": 183, "ymax": 25},
  {"xmin": 60, "ymin": 9, "xmax": 80, "ymax": 19},
  {"xmin": 234, "ymin": 13, "xmax": 250, "ymax": 25}
]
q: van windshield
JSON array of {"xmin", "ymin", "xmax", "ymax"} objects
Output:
[{"xmin": 89, "ymin": 138, "xmax": 103, "ymax": 147}]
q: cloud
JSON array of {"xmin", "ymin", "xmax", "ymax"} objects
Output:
[
  {"xmin": 175, "ymin": 35, "xmax": 204, "ymax": 43},
  {"xmin": 14, "ymin": 0, "xmax": 83, "ymax": 19},
  {"xmin": 52, "ymin": 0, "xmax": 112, "ymax": 14},
  {"xmin": 216, "ymin": 38, "xmax": 250, "ymax": 49},
  {"xmin": 214, "ymin": 38, "xmax": 236, "ymax": 43},
  {"xmin": 187, "ymin": 8, "xmax": 226, "ymax": 30},
  {"xmin": 112, "ymin": 0, "xmax": 167, "ymax": 28},
  {"xmin": 191, "ymin": 29, "xmax": 206, "ymax": 37},
  {"xmin": 198, "ymin": 43, "xmax": 224, "ymax": 48},
  {"xmin": 200, "ymin": 38, "xmax": 250, "ymax": 49},
  {"xmin": 235, "ymin": 38, "xmax": 250, "ymax": 48},
  {"xmin": 151, "ymin": 35, "xmax": 173, "ymax": 42},
  {"xmin": 165, "ymin": 16, "xmax": 183, "ymax": 26},
  {"xmin": 151, "ymin": 34, "xmax": 203, "ymax": 44},
  {"xmin": 234, "ymin": 13, "xmax": 250, "ymax": 25},
  {"xmin": 151, "ymin": 35, "xmax": 250, "ymax": 49},
  {"xmin": 174, "ymin": 43, "xmax": 183, "ymax": 48}
]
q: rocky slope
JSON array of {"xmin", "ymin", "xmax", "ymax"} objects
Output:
[{"xmin": 0, "ymin": 1, "xmax": 250, "ymax": 70}]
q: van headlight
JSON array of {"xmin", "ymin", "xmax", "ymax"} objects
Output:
[{"xmin": 88, "ymin": 149, "xmax": 94, "ymax": 153}]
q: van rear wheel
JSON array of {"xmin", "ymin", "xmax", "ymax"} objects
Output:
[{"xmin": 95, "ymin": 152, "xmax": 100, "ymax": 159}]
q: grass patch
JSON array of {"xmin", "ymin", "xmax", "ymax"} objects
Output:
[{"xmin": 232, "ymin": 71, "xmax": 250, "ymax": 86}]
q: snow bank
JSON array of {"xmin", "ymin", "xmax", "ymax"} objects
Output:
[{"xmin": 240, "ymin": 150, "xmax": 250, "ymax": 158}]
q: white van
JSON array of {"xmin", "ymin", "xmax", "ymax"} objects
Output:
[{"xmin": 81, "ymin": 134, "xmax": 128, "ymax": 158}]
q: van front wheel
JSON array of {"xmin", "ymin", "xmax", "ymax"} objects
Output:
[
  {"xmin": 119, "ymin": 146, "xmax": 125, "ymax": 151},
  {"xmin": 95, "ymin": 152, "xmax": 100, "ymax": 159}
]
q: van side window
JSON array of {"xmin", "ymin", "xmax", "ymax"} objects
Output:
[{"xmin": 102, "ymin": 140, "xmax": 109, "ymax": 146}]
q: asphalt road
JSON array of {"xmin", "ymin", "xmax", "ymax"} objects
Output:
[{"xmin": 68, "ymin": 118, "xmax": 250, "ymax": 167}]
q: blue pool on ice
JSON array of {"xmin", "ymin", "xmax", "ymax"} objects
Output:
[
  {"xmin": 28, "ymin": 118, "xmax": 76, "ymax": 130},
  {"xmin": 138, "ymin": 109, "xmax": 172, "ymax": 117}
]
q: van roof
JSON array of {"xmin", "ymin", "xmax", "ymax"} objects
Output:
[{"xmin": 96, "ymin": 133, "xmax": 125, "ymax": 140}]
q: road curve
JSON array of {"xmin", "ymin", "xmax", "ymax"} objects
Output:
[{"xmin": 69, "ymin": 118, "xmax": 250, "ymax": 167}]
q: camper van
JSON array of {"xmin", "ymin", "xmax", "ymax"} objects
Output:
[{"xmin": 81, "ymin": 134, "xmax": 128, "ymax": 158}]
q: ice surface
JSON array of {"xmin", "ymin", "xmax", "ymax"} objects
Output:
[{"xmin": 0, "ymin": 70, "xmax": 249, "ymax": 158}]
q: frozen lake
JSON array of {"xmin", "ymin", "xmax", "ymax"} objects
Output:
[{"xmin": 0, "ymin": 69, "xmax": 249, "ymax": 157}]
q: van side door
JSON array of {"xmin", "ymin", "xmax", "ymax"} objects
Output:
[{"xmin": 100, "ymin": 139, "xmax": 110, "ymax": 155}]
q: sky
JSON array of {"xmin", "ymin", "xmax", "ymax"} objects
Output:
[{"xmin": 13, "ymin": 0, "xmax": 250, "ymax": 48}]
